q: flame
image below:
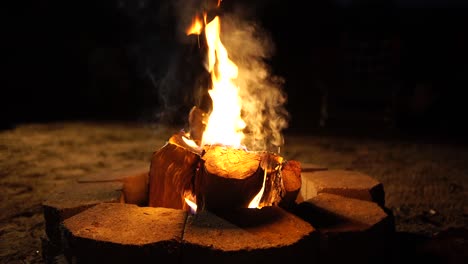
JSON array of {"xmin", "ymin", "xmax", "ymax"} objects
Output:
[
  {"xmin": 248, "ymin": 169, "xmax": 267, "ymax": 208},
  {"xmin": 186, "ymin": 15, "xmax": 203, "ymax": 36},
  {"xmin": 184, "ymin": 196, "xmax": 198, "ymax": 214},
  {"xmin": 201, "ymin": 16, "xmax": 246, "ymax": 148},
  {"xmin": 184, "ymin": 4, "xmax": 287, "ymax": 210}
]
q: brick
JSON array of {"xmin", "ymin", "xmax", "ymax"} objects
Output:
[
  {"xmin": 297, "ymin": 169, "xmax": 385, "ymax": 206},
  {"xmin": 61, "ymin": 203, "xmax": 186, "ymax": 264},
  {"xmin": 78, "ymin": 166, "xmax": 149, "ymax": 206},
  {"xmin": 182, "ymin": 206, "xmax": 319, "ymax": 264},
  {"xmin": 42, "ymin": 182, "xmax": 123, "ymax": 246},
  {"xmin": 295, "ymin": 193, "xmax": 395, "ymax": 264}
]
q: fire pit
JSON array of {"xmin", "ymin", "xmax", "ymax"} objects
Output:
[
  {"xmin": 41, "ymin": 164, "xmax": 394, "ymax": 264},
  {"xmin": 41, "ymin": 2, "xmax": 395, "ymax": 263}
]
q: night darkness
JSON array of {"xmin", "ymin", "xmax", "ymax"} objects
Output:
[{"xmin": 4, "ymin": 0, "xmax": 468, "ymax": 141}]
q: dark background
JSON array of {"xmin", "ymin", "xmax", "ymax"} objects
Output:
[{"xmin": 4, "ymin": 0, "xmax": 468, "ymax": 140}]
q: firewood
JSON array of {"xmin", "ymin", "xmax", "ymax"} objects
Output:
[
  {"xmin": 194, "ymin": 145, "xmax": 286, "ymax": 211},
  {"xmin": 257, "ymin": 152, "xmax": 285, "ymax": 208},
  {"xmin": 278, "ymin": 160, "xmax": 302, "ymax": 208},
  {"xmin": 148, "ymin": 132, "xmax": 202, "ymax": 210}
]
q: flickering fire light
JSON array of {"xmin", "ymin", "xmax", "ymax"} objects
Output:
[
  {"xmin": 188, "ymin": 15, "xmax": 246, "ymax": 149},
  {"xmin": 147, "ymin": 1, "xmax": 294, "ymax": 213},
  {"xmin": 185, "ymin": 10, "xmax": 269, "ymax": 209}
]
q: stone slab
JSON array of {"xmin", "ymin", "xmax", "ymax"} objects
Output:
[
  {"xmin": 42, "ymin": 182, "xmax": 123, "ymax": 246},
  {"xmin": 300, "ymin": 162, "xmax": 328, "ymax": 173},
  {"xmin": 182, "ymin": 206, "xmax": 319, "ymax": 264},
  {"xmin": 295, "ymin": 193, "xmax": 395, "ymax": 264},
  {"xmin": 78, "ymin": 166, "xmax": 149, "ymax": 206},
  {"xmin": 62, "ymin": 203, "xmax": 187, "ymax": 264},
  {"xmin": 297, "ymin": 169, "xmax": 385, "ymax": 206}
]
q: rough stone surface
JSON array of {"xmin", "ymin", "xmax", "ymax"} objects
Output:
[
  {"xmin": 182, "ymin": 206, "xmax": 318, "ymax": 264},
  {"xmin": 62, "ymin": 203, "xmax": 186, "ymax": 264},
  {"xmin": 1, "ymin": 122, "xmax": 467, "ymax": 263},
  {"xmin": 295, "ymin": 193, "xmax": 395, "ymax": 264},
  {"xmin": 42, "ymin": 182, "xmax": 123, "ymax": 246},
  {"xmin": 297, "ymin": 169, "xmax": 385, "ymax": 206},
  {"xmin": 300, "ymin": 162, "xmax": 328, "ymax": 172},
  {"xmin": 78, "ymin": 166, "xmax": 149, "ymax": 206}
]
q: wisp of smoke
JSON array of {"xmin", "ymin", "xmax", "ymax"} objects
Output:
[{"xmin": 220, "ymin": 13, "xmax": 289, "ymax": 152}]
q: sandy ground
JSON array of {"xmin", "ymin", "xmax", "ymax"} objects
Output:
[{"xmin": 0, "ymin": 122, "xmax": 467, "ymax": 263}]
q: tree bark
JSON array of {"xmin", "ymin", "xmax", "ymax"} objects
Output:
[
  {"xmin": 149, "ymin": 134, "xmax": 301, "ymax": 212},
  {"xmin": 148, "ymin": 132, "xmax": 202, "ymax": 210},
  {"xmin": 278, "ymin": 160, "xmax": 302, "ymax": 208}
]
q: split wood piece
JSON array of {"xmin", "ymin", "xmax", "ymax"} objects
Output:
[
  {"xmin": 78, "ymin": 166, "xmax": 149, "ymax": 206},
  {"xmin": 62, "ymin": 203, "xmax": 187, "ymax": 264},
  {"xmin": 278, "ymin": 160, "xmax": 302, "ymax": 208},
  {"xmin": 295, "ymin": 193, "xmax": 395, "ymax": 264},
  {"xmin": 148, "ymin": 132, "xmax": 202, "ymax": 210},
  {"xmin": 195, "ymin": 145, "xmax": 284, "ymax": 211},
  {"xmin": 296, "ymin": 169, "xmax": 385, "ymax": 206},
  {"xmin": 42, "ymin": 182, "xmax": 123, "ymax": 246},
  {"xmin": 182, "ymin": 206, "xmax": 318, "ymax": 264}
]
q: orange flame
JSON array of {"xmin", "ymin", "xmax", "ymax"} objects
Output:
[
  {"xmin": 186, "ymin": 15, "xmax": 203, "ymax": 36},
  {"xmin": 201, "ymin": 16, "xmax": 246, "ymax": 148},
  {"xmin": 184, "ymin": 4, "xmax": 284, "ymax": 210}
]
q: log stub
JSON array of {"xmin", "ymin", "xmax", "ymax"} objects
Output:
[
  {"xmin": 195, "ymin": 145, "xmax": 265, "ymax": 211},
  {"xmin": 182, "ymin": 206, "xmax": 318, "ymax": 264},
  {"xmin": 278, "ymin": 160, "xmax": 302, "ymax": 208},
  {"xmin": 42, "ymin": 182, "xmax": 123, "ymax": 246},
  {"xmin": 62, "ymin": 203, "xmax": 187, "ymax": 264},
  {"xmin": 297, "ymin": 169, "xmax": 385, "ymax": 206}
]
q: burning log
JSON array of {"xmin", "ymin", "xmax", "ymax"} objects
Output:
[
  {"xmin": 148, "ymin": 137, "xmax": 302, "ymax": 212},
  {"xmin": 148, "ymin": 132, "xmax": 202, "ymax": 210},
  {"xmin": 194, "ymin": 145, "xmax": 285, "ymax": 211}
]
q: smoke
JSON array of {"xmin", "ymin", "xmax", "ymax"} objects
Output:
[
  {"xmin": 220, "ymin": 13, "xmax": 289, "ymax": 152},
  {"xmin": 147, "ymin": 0, "xmax": 212, "ymax": 126},
  {"xmin": 150, "ymin": 0, "xmax": 289, "ymax": 151}
]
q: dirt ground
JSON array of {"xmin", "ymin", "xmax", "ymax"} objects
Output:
[{"xmin": 0, "ymin": 122, "xmax": 467, "ymax": 263}]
